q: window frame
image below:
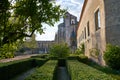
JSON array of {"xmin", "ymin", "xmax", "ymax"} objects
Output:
[{"xmin": 94, "ymin": 9, "xmax": 101, "ymax": 31}]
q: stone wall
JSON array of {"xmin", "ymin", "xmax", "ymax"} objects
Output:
[
  {"xmin": 104, "ymin": 0, "xmax": 120, "ymax": 46},
  {"xmin": 77, "ymin": 0, "xmax": 106, "ymax": 65}
]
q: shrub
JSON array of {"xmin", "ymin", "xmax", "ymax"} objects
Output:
[
  {"xmin": 104, "ymin": 44, "xmax": 120, "ymax": 70},
  {"xmin": 0, "ymin": 52, "xmax": 14, "ymax": 59},
  {"xmin": 67, "ymin": 60, "xmax": 115, "ymax": 80},
  {"xmin": 77, "ymin": 54, "xmax": 88, "ymax": 63},
  {"xmin": 31, "ymin": 54, "xmax": 49, "ymax": 59},
  {"xmin": 0, "ymin": 42, "xmax": 19, "ymax": 59},
  {"xmin": 25, "ymin": 60, "xmax": 57, "ymax": 80},
  {"xmin": 49, "ymin": 43, "xmax": 70, "ymax": 59},
  {"xmin": 75, "ymin": 43, "xmax": 85, "ymax": 54}
]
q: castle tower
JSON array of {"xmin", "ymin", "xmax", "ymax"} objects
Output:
[{"xmin": 64, "ymin": 12, "xmax": 77, "ymax": 47}]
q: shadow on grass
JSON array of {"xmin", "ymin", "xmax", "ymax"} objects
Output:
[
  {"xmin": 68, "ymin": 56, "xmax": 120, "ymax": 80},
  {"xmin": 84, "ymin": 60, "xmax": 120, "ymax": 80}
]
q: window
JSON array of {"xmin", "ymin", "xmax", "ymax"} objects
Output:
[
  {"xmin": 84, "ymin": 27, "xmax": 86, "ymax": 39},
  {"xmin": 95, "ymin": 9, "xmax": 101, "ymax": 30},
  {"xmin": 87, "ymin": 22, "xmax": 90, "ymax": 36},
  {"xmin": 71, "ymin": 19, "xmax": 75, "ymax": 24}
]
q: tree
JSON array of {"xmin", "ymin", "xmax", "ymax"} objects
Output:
[
  {"xmin": 24, "ymin": 34, "xmax": 38, "ymax": 48},
  {"xmin": 23, "ymin": 34, "xmax": 38, "ymax": 54},
  {"xmin": 49, "ymin": 43, "xmax": 70, "ymax": 59},
  {"xmin": 0, "ymin": 0, "xmax": 65, "ymax": 48}
]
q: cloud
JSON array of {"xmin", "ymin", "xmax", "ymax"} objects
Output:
[
  {"xmin": 56, "ymin": 0, "xmax": 84, "ymax": 20},
  {"xmin": 71, "ymin": 0, "xmax": 82, "ymax": 5},
  {"xmin": 36, "ymin": 0, "xmax": 84, "ymax": 41}
]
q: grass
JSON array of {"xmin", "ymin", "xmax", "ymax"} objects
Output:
[
  {"xmin": 85, "ymin": 60, "xmax": 120, "ymax": 80},
  {"xmin": 69, "ymin": 54, "xmax": 120, "ymax": 80},
  {"xmin": 67, "ymin": 60, "xmax": 116, "ymax": 80},
  {"xmin": 25, "ymin": 60, "xmax": 57, "ymax": 80}
]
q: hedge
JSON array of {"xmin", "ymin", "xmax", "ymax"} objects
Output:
[
  {"xmin": 25, "ymin": 60, "xmax": 57, "ymax": 80},
  {"xmin": 0, "ymin": 58, "xmax": 47, "ymax": 80},
  {"xmin": 67, "ymin": 60, "xmax": 116, "ymax": 80},
  {"xmin": 67, "ymin": 54, "xmax": 88, "ymax": 64}
]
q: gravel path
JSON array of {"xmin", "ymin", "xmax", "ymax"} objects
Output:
[{"xmin": 0, "ymin": 54, "xmax": 39, "ymax": 63}]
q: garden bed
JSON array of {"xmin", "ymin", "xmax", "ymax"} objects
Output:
[
  {"xmin": 25, "ymin": 60, "xmax": 57, "ymax": 80},
  {"xmin": 67, "ymin": 60, "xmax": 116, "ymax": 80},
  {"xmin": 0, "ymin": 58, "xmax": 47, "ymax": 80}
]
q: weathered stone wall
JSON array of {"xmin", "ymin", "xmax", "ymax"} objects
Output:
[
  {"xmin": 37, "ymin": 41, "xmax": 55, "ymax": 53},
  {"xmin": 104, "ymin": 0, "xmax": 120, "ymax": 46},
  {"xmin": 77, "ymin": 0, "xmax": 106, "ymax": 65}
]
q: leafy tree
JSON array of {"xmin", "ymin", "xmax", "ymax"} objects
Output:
[
  {"xmin": 0, "ymin": 0, "xmax": 65, "ymax": 57},
  {"xmin": 0, "ymin": 0, "xmax": 65, "ymax": 48},
  {"xmin": 49, "ymin": 43, "xmax": 70, "ymax": 59},
  {"xmin": 22, "ymin": 34, "xmax": 38, "ymax": 54},
  {"xmin": 0, "ymin": 42, "xmax": 19, "ymax": 58},
  {"xmin": 23, "ymin": 34, "xmax": 38, "ymax": 49}
]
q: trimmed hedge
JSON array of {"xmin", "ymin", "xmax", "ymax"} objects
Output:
[
  {"xmin": 67, "ymin": 60, "xmax": 116, "ymax": 80},
  {"xmin": 31, "ymin": 54, "xmax": 49, "ymax": 59},
  {"xmin": 67, "ymin": 54, "xmax": 88, "ymax": 63},
  {"xmin": 0, "ymin": 58, "xmax": 47, "ymax": 80},
  {"xmin": 77, "ymin": 55, "xmax": 88, "ymax": 63},
  {"xmin": 25, "ymin": 60, "xmax": 57, "ymax": 80}
]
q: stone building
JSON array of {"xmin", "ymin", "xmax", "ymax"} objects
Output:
[
  {"xmin": 55, "ymin": 23, "xmax": 65, "ymax": 43},
  {"xmin": 37, "ymin": 41, "xmax": 55, "ymax": 53},
  {"xmin": 55, "ymin": 12, "xmax": 78, "ymax": 51},
  {"xmin": 36, "ymin": 12, "xmax": 78, "ymax": 53},
  {"xmin": 77, "ymin": 0, "xmax": 120, "ymax": 65}
]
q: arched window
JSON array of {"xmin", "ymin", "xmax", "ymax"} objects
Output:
[{"xmin": 71, "ymin": 19, "xmax": 75, "ymax": 24}]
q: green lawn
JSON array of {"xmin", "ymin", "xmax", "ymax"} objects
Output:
[{"xmin": 67, "ymin": 60, "xmax": 116, "ymax": 80}]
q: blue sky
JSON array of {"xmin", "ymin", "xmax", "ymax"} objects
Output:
[{"xmin": 35, "ymin": 0, "xmax": 84, "ymax": 41}]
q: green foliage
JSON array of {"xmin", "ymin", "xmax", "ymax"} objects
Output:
[
  {"xmin": 77, "ymin": 54, "xmax": 88, "ymax": 63},
  {"xmin": 31, "ymin": 54, "xmax": 49, "ymax": 60},
  {"xmin": 25, "ymin": 60, "xmax": 57, "ymax": 80},
  {"xmin": 49, "ymin": 43, "xmax": 70, "ymax": 59},
  {"xmin": 90, "ymin": 48, "xmax": 99, "ymax": 58},
  {"xmin": 104, "ymin": 44, "xmax": 120, "ymax": 70},
  {"xmin": 0, "ymin": 42, "xmax": 20, "ymax": 59},
  {"xmin": 67, "ymin": 60, "xmax": 116, "ymax": 80},
  {"xmin": 23, "ymin": 34, "xmax": 38, "ymax": 49},
  {"xmin": 0, "ymin": 58, "xmax": 34, "ymax": 80},
  {"xmin": 0, "ymin": 57, "xmax": 47, "ymax": 80},
  {"xmin": 18, "ymin": 34, "xmax": 38, "ymax": 54},
  {"xmin": 84, "ymin": 60, "xmax": 120, "ymax": 80},
  {"xmin": 75, "ymin": 43, "xmax": 85, "ymax": 54},
  {"xmin": 0, "ymin": 0, "xmax": 65, "ymax": 53}
]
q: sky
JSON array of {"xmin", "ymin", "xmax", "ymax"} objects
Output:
[{"xmin": 35, "ymin": 0, "xmax": 84, "ymax": 41}]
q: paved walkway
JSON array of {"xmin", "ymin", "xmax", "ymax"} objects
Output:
[
  {"xmin": 0, "ymin": 54, "xmax": 38, "ymax": 63},
  {"xmin": 57, "ymin": 67, "xmax": 70, "ymax": 80}
]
